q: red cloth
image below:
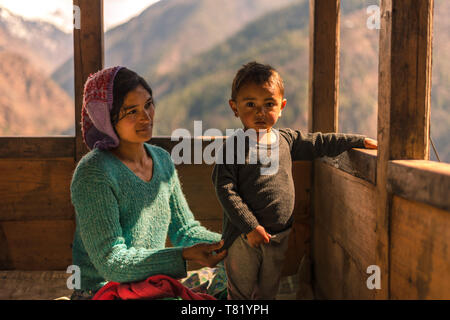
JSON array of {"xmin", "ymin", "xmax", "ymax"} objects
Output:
[{"xmin": 92, "ymin": 275, "xmax": 216, "ymax": 300}]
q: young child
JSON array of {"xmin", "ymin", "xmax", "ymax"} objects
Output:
[{"xmin": 212, "ymin": 61, "xmax": 377, "ymax": 300}]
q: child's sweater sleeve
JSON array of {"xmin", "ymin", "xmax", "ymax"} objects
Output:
[
  {"xmin": 71, "ymin": 168, "xmax": 187, "ymax": 283},
  {"xmin": 167, "ymin": 168, "xmax": 221, "ymax": 247},
  {"xmin": 212, "ymin": 160, "xmax": 260, "ymax": 235},
  {"xmin": 279, "ymin": 128, "xmax": 366, "ymax": 161}
]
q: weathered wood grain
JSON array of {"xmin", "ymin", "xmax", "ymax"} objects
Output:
[
  {"xmin": 376, "ymin": 0, "xmax": 434, "ymax": 299},
  {"xmin": 291, "ymin": 162, "xmax": 312, "ymax": 224},
  {"xmin": 0, "ymin": 271, "xmax": 72, "ymax": 300},
  {"xmin": 282, "ymin": 162, "xmax": 313, "ymax": 276},
  {"xmin": 313, "ymin": 222, "xmax": 375, "ymax": 300},
  {"xmin": 73, "ymin": 0, "xmax": 104, "ymax": 162},
  {"xmin": 0, "ymin": 137, "xmax": 75, "ymax": 159},
  {"xmin": 308, "ymin": 0, "xmax": 340, "ymax": 133},
  {"xmin": 388, "ymin": 160, "xmax": 450, "ymax": 211},
  {"xmin": 388, "ymin": 1, "xmax": 434, "ymax": 160},
  {"xmin": 0, "ymin": 158, "xmax": 75, "ymax": 221},
  {"xmin": 390, "ymin": 196, "xmax": 450, "ymax": 299},
  {"xmin": 320, "ymin": 148, "xmax": 377, "ymax": 184},
  {"xmin": 176, "ymin": 164, "xmax": 222, "ymax": 221},
  {"xmin": 313, "ymin": 161, "xmax": 377, "ymax": 276},
  {"xmin": 0, "ymin": 220, "xmax": 75, "ymax": 270}
]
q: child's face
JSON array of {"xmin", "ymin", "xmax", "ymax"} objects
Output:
[{"xmin": 229, "ymin": 80, "xmax": 286, "ymax": 132}]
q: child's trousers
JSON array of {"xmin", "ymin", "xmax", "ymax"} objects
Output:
[{"xmin": 224, "ymin": 227, "xmax": 291, "ymax": 300}]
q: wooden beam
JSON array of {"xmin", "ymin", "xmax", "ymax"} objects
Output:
[
  {"xmin": 376, "ymin": 0, "xmax": 434, "ymax": 299},
  {"xmin": 388, "ymin": 160, "xmax": 450, "ymax": 212},
  {"xmin": 308, "ymin": 0, "xmax": 340, "ymax": 133},
  {"xmin": 0, "ymin": 137, "xmax": 74, "ymax": 159},
  {"xmin": 320, "ymin": 148, "xmax": 377, "ymax": 185},
  {"xmin": 73, "ymin": 0, "xmax": 104, "ymax": 162},
  {"xmin": 308, "ymin": 0, "xmax": 340, "ymax": 300}
]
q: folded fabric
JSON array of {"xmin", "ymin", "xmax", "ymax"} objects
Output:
[
  {"xmin": 92, "ymin": 274, "xmax": 217, "ymax": 300},
  {"xmin": 181, "ymin": 265, "xmax": 227, "ymax": 298}
]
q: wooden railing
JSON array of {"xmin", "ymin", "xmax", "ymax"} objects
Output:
[
  {"xmin": 313, "ymin": 147, "xmax": 449, "ymax": 300},
  {"xmin": 0, "ymin": 136, "xmax": 311, "ymax": 275},
  {"xmin": 1, "ymin": 0, "xmax": 448, "ymax": 300}
]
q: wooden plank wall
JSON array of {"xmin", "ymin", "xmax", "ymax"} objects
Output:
[
  {"xmin": 312, "ymin": 156, "xmax": 450, "ymax": 300},
  {"xmin": 390, "ymin": 196, "xmax": 450, "ymax": 299},
  {"xmin": 0, "ymin": 146, "xmax": 313, "ymax": 274},
  {"xmin": 388, "ymin": 161, "xmax": 450, "ymax": 299},
  {"xmin": 312, "ymin": 159, "xmax": 377, "ymax": 299},
  {"xmin": 0, "ymin": 158, "xmax": 76, "ymax": 270}
]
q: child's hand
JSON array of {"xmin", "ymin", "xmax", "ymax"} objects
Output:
[
  {"xmin": 364, "ymin": 138, "xmax": 378, "ymax": 149},
  {"xmin": 246, "ymin": 226, "xmax": 271, "ymax": 248}
]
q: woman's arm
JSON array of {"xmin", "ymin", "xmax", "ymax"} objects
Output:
[
  {"xmin": 167, "ymin": 169, "xmax": 221, "ymax": 247},
  {"xmin": 167, "ymin": 168, "xmax": 227, "ymax": 267},
  {"xmin": 71, "ymin": 170, "xmax": 187, "ymax": 283}
]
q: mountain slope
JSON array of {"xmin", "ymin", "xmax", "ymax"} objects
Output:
[
  {"xmin": 150, "ymin": 0, "xmax": 449, "ymax": 162},
  {"xmin": 0, "ymin": 7, "xmax": 72, "ymax": 75},
  {"xmin": 48, "ymin": 0, "xmax": 449, "ymax": 161},
  {"xmin": 0, "ymin": 49, "xmax": 74, "ymax": 136},
  {"xmin": 52, "ymin": 0, "xmax": 296, "ymax": 98},
  {"xmin": 151, "ymin": 0, "xmax": 311, "ymax": 135}
]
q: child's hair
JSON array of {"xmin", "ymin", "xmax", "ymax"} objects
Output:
[
  {"xmin": 231, "ymin": 61, "xmax": 284, "ymax": 101},
  {"xmin": 110, "ymin": 68, "xmax": 153, "ymax": 126}
]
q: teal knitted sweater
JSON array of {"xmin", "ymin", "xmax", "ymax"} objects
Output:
[{"xmin": 71, "ymin": 143, "xmax": 221, "ymax": 292}]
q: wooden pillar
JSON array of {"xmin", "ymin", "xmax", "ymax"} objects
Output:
[
  {"xmin": 73, "ymin": 0, "xmax": 104, "ymax": 162},
  {"xmin": 308, "ymin": 0, "xmax": 340, "ymax": 133},
  {"xmin": 376, "ymin": 0, "xmax": 434, "ymax": 299},
  {"xmin": 308, "ymin": 0, "xmax": 340, "ymax": 299}
]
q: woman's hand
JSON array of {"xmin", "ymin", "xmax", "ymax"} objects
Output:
[
  {"xmin": 246, "ymin": 225, "xmax": 271, "ymax": 248},
  {"xmin": 364, "ymin": 138, "xmax": 378, "ymax": 149},
  {"xmin": 182, "ymin": 240, "xmax": 227, "ymax": 268}
]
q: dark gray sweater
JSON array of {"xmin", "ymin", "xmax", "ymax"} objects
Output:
[{"xmin": 212, "ymin": 128, "xmax": 366, "ymax": 250}]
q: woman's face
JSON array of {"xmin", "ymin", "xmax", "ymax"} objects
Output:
[{"xmin": 114, "ymin": 85, "xmax": 154, "ymax": 144}]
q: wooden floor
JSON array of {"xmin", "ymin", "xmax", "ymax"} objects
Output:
[
  {"xmin": 0, "ymin": 269, "xmax": 314, "ymax": 300},
  {"xmin": 0, "ymin": 270, "xmax": 73, "ymax": 300}
]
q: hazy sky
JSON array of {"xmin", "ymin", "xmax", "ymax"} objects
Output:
[{"xmin": 0, "ymin": 0, "xmax": 160, "ymax": 32}]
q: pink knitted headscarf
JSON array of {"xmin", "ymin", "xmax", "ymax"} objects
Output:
[{"xmin": 82, "ymin": 66, "xmax": 124, "ymax": 150}]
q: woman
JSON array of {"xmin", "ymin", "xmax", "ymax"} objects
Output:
[{"xmin": 70, "ymin": 66, "xmax": 226, "ymax": 300}]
